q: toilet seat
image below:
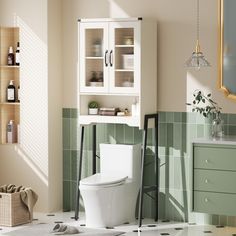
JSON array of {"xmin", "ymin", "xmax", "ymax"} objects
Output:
[{"xmin": 80, "ymin": 173, "xmax": 128, "ymax": 187}]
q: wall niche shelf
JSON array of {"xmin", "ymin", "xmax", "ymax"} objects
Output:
[
  {"xmin": 78, "ymin": 18, "xmax": 157, "ymax": 128},
  {"xmin": 0, "ymin": 27, "xmax": 20, "ymax": 144}
]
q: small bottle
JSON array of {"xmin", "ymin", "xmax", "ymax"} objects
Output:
[
  {"xmin": 15, "ymin": 42, "xmax": 20, "ymax": 66},
  {"xmin": 7, "ymin": 46, "xmax": 14, "ymax": 66},
  {"xmin": 7, "ymin": 120, "xmax": 16, "ymax": 143},
  {"xmin": 17, "ymin": 85, "xmax": 20, "ymax": 102},
  {"xmin": 7, "ymin": 80, "xmax": 16, "ymax": 102}
]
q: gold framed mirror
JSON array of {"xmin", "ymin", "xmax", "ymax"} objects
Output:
[{"xmin": 219, "ymin": 0, "xmax": 236, "ymax": 100}]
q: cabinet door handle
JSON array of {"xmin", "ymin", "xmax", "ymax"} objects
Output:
[
  {"xmin": 205, "ymin": 159, "xmax": 209, "ymax": 163},
  {"xmin": 109, "ymin": 50, "xmax": 113, "ymax": 67},
  {"xmin": 204, "ymin": 198, "xmax": 208, "ymax": 202},
  {"xmin": 205, "ymin": 179, "xmax": 208, "ymax": 184},
  {"xmin": 104, "ymin": 50, "xmax": 108, "ymax": 67}
]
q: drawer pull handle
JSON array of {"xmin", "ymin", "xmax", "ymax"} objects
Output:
[
  {"xmin": 204, "ymin": 198, "xmax": 208, "ymax": 202},
  {"xmin": 205, "ymin": 179, "xmax": 208, "ymax": 184},
  {"xmin": 205, "ymin": 159, "xmax": 209, "ymax": 163}
]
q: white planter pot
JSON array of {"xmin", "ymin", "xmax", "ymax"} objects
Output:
[{"xmin": 88, "ymin": 108, "xmax": 98, "ymax": 115}]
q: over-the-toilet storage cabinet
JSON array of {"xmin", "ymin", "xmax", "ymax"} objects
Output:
[{"xmin": 77, "ymin": 18, "xmax": 157, "ymax": 128}]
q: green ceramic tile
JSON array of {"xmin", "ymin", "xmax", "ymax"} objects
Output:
[
  {"xmin": 96, "ymin": 124, "xmax": 107, "ymax": 149},
  {"xmin": 227, "ymin": 216, "xmax": 236, "ymax": 227},
  {"xmin": 70, "ymin": 181, "xmax": 78, "ymax": 211},
  {"xmin": 147, "ymin": 128, "xmax": 155, "ymax": 146},
  {"xmin": 158, "ymin": 189, "xmax": 167, "ymax": 219},
  {"xmin": 107, "ymin": 124, "xmax": 116, "ymax": 144},
  {"xmin": 71, "ymin": 150, "xmax": 78, "ymax": 181},
  {"xmin": 115, "ymin": 124, "xmax": 125, "ymax": 143},
  {"xmin": 187, "ymin": 112, "xmax": 196, "ymax": 124},
  {"xmin": 63, "ymin": 118, "xmax": 70, "ymax": 149},
  {"xmin": 182, "ymin": 112, "xmax": 187, "ymax": 123},
  {"xmin": 71, "ymin": 108, "xmax": 78, "ymax": 118},
  {"xmin": 63, "ymin": 108, "xmax": 71, "ymax": 118},
  {"xmin": 134, "ymin": 127, "xmax": 142, "ymax": 144},
  {"xmin": 159, "ymin": 123, "xmax": 167, "ymax": 155},
  {"xmin": 197, "ymin": 124, "xmax": 204, "ymax": 138},
  {"xmin": 204, "ymin": 124, "xmax": 211, "ymax": 137},
  {"xmin": 167, "ymin": 123, "xmax": 173, "ymax": 156},
  {"xmin": 220, "ymin": 215, "xmax": 227, "ymax": 226},
  {"xmin": 159, "ymin": 111, "xmax": 166, "ymax": 123},
  {"xmin": 166, "ymin": 112, "xmax": 174, "ymax": 123},
  {"xmin": 174, "ymin": 112, "xmax": 182, "ymax": 123},
  {"xmin": 196, "ymin": 113, "xmax": 206, "ymax": 124},
  {"xmin": 173, "ymin": 123, "xmax": 182, "ymax": 151},
  {"xmin": 124, "ymin": 125, "xmax": 134, "ymax": 144},
  {"xmin": 63, "ymin": 180, "xmax": 71, "ymax": 211},
  {"xmin": 63, "ymin": 150, "xmax": 71, "ymax": 180},
  {"xmin": 212, "ymin": 215, "xmax": 219, "ymax": 225},
  {"xmin": 228, "ymin": 125, "xmax": 236, "ymax": 135},
  {"xmin": 84, "ymin": 126, "xmax": 92, "ymax": 151},
  {"xmin": 70, "ymin": 118, "xmax": 78, "ymax": 150},
  {"xmin": 221, "ymin": 113, "xmax": 228, "ymax": 125},
  {"xmin": 228, "ymin": 113, "xmax": 236, "ymax": 125},
  {"xmin": 174, "ymin": 157, "xmax": 188, "ymax": 190}
]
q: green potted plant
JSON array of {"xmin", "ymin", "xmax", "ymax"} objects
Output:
[
  {"xmin": 88, "ymin": 101, "xmax": 99, "ymax": 115},
  {"xmin": 187, "ymin": 90, "xmax": 223, "ymax": 137}
]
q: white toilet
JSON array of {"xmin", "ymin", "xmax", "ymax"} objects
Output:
[{"xmin": 79, "ymin": 143, "xmax": 141, "ymax": 228}]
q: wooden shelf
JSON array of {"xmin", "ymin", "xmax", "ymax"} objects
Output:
[
  {"xmin": 0, "ymin": 65, "xmax": 20, "ymax": 68},
  {"xmin": 0, "ymin": 102, "xmax": 20, "ymax": 105},
  {"xmin": 79, "ymin": 115, "xmax": 139, "ymax": 126}
]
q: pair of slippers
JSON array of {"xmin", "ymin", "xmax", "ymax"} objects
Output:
[{"xmin": 51, "ymin": 223, "xmax": 79, "ymax": 235}]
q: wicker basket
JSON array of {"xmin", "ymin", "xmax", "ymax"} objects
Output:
[{"xmin": 0, "ymin": 192, "xmax": 30, "ymax": 226}]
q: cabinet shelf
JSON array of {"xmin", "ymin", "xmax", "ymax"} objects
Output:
[
  {"xmin": 115, "ymin": 45, "xmax": 134, "ymax": 48},
  {"xmin": 79, "ymin": 115, "xmax": 139, "ymax": 126},
  {"xmin": 115, "ymin": 69, "xmax": 134, "ymax": 72},
  {"xmin": 85, "ymin": 57, "xmax": 103, "ymax": 60}
]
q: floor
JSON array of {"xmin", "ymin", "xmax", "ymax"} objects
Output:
[{"xmin": 1, "ymin": 212, "xmax": 236, "ymax": 236}]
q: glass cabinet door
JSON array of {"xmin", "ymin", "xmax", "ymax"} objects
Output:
[
  {"xmin": 79, "ymin": 22, "xmax": 109, "ymax": 93},
  {"xmin": 109, "ymin": 21, "xmax": 140, "ymax": 94}
]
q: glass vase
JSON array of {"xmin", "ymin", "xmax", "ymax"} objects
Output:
[{"xmin": 211, "ymin": 113, "xmax": 224, "ymax": 138}]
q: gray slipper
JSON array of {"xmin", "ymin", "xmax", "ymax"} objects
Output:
[{"xmin": 52, "ymin": 224, "xmax": 79, "ymax": 235}]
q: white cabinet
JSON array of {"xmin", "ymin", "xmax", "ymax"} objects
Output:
[{"xmin": 78, "ymin": 18, "xmax": 157, "ymax": 128}]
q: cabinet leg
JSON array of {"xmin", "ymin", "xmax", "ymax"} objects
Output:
[
  {"xmin": 138, "ymin": 117, "xmax": 148, "ymax": 228},
  {"xmin": 75, "ymin": 126, "xmax": 85, "ymax": 220}
]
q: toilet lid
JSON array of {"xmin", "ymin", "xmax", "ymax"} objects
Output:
[{"xmin": 80, "ymin": 173, "xmax": 128, "ymax": 186}]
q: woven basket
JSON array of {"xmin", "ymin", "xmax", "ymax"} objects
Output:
[{"xmin": 0, "ymin": 192, "xmax": 30, "ymax": 226}]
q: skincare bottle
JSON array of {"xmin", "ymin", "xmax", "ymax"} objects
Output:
[
  {"xmin": 7, "ymin": 46, "xmax": 14, "ymax": 66},
  {"xmin": 7, "ymin": 120, "xmax": 16, "ymax": 143},
  {"xmin": 7, "ymin": 80, "xmax": 16, "ymax": 102}
]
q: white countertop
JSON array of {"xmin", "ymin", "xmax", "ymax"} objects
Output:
[{"xmin": 193, "ymin": 136, "xmax": 236, "ymax": 145}]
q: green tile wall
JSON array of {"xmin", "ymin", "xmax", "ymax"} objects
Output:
[{"xmin": 62, "ymin": 109, "xmax": 236, "ymax": 226}]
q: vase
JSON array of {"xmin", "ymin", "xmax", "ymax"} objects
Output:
[{"xmin": 211, "ymin": 113, "xmax": 224, "ymax": 138}]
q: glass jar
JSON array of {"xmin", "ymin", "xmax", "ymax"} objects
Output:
[{"xmin": 211, "ymin": 113, "xmax": 224, "ymax": 138}]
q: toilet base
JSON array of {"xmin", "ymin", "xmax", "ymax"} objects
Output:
[{"xmin": 80, "ymin": 181, "xmax": 138, "ymax": 228}]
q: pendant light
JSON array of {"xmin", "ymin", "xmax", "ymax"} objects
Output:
[{"xmin": 185, "ymin": 0, "xmax": 210, "ymax": 70}]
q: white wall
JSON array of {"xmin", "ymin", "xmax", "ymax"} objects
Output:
[
  {"xmin": 62, "ymin": 0, "xmax": 236, "ymax": 113},
  {"xmin": 0, "ymin": 0, "xmax": 62, "ymax": 212}
]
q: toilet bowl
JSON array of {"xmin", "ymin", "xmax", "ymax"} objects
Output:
[{"xmin": 79, "ymin": 143, "xmax": 141, "ymax": 228}]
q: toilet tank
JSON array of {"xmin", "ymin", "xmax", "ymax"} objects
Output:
[{"xmin": 100, "ymin": 143, "xmax": 141, "ymax": 180}]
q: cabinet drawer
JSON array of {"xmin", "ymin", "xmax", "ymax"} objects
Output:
[
  {"xmin": 194, "ymin": 169, "xmax": 236, "ymax": 193},
  {"xmin": 194, "ymin": 191, "xmax": 236, "ymax": 216},
  {"xmin": 194, "ymin": 146, "xmax": 236, "ymax": 171}
]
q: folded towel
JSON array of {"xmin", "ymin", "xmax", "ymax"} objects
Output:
[{"xmin": 0, "ymin": 184, "xmax": 38, "ymax": 220}]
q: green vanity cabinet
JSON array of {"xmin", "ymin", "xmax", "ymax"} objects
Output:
[{"xmin": 193, "ymin": 140, "xmax": 236, "ymax": 216}]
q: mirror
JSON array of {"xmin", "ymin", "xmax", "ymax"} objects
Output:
[{"xmin": 219, "ymin": 0, "xmax": 236, "ymax": 100}]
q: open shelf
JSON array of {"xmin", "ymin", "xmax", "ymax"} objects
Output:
[{"xmin": 79, "ymin": 115, "xmax": 139, "ymax": 126}]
